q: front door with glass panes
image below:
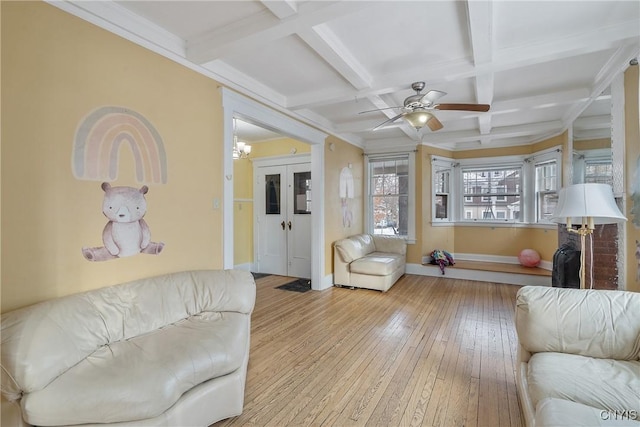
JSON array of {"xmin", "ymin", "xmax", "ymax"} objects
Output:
[{"xmin": 255, "ymin": 163, "xmax": 311, "ymax": 279}]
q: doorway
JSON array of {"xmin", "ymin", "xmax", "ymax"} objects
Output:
[
  {"xmin": 222, "ymin": 88, "xmax": 328, "ymax": 290},
  {"xmin": 255, "ymin": 161, "xmax": 311, "ymax": 278}
]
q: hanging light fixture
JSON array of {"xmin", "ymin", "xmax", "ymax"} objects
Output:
[
  {"xmin": 402, "ymin": 109, "xmax": 433, "ymax": 130},
  {"xmin": 232, "ymin": 118, "xmax": 252, "ymax": 160}
]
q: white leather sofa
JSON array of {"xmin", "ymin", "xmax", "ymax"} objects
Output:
[
  {"xmin": 515, "ymin": 286, "xmax": 640, "ymax": 427},
  {"xmin": 333, "ymin": 233, "xmax": 406, "ymax": 292},
  {"xmin": 1, "ymin": 269, "xmax": 256, "ymax": 427}
]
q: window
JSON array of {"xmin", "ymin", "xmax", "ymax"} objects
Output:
[
  {"xmin": 366, "ymin": 153, "xmax": 415, "ymax": 241},
  {"xmin": 585, "ymin": 160, "xmax": 613, "ymax": 186},
  {"xmin": 535, "ymin": 160, "xmax": 558, "ymax": 223},
  {"xmin": 431, "ymin": 148, "xmax": 561, "ymax": 225},
  {"xmin": 462, "ymin": 166, "xmax": 522, "ymax": 221},
  {"xmin": 434, "ymin": 169, "xmax": 450, "ymax": 219}
]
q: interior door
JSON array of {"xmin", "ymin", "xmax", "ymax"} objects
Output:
[
  {"xmin": 287, "ymin": 164, "xmax": 312, "ymax": 279},
  {"xmin": 256, "ymin": 166, "xmax": 288, "ymax": 275},
  {"xmin": 255, "ymin": 162, "xmax": 311, "ymax": 278}
]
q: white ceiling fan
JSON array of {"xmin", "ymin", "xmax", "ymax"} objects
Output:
[{"xmin": 360, "ymin": 82, "xmax": 491, "ymax": 132}]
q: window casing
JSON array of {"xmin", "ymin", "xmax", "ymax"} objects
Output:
[{"xmin": 366, "ymin": 152, "xmax": 415, "ymax": 242}]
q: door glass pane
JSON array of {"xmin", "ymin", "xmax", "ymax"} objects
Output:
[
  {"xmin": 265, "ymin": 174, "xmax": 280, "ymax": 214},
  {"xmin": 293, "ymin": 172, "xmax": 311, "ymax": 214}
]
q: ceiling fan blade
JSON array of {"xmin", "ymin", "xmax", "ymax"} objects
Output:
[
  {"xmin": 373, "ymin": 113, "xmax": 405, "ymax": 131},
  {"xmin": 358, "ymin": 106, "xmax": 403, "ymax": 114},
  {"xmin": 420, "ymin": 90, "xmax": 447, "ymax": 104},
  {"xmin": 426, "ymin": 116, "xmax": 443, "ymax": 131},
  {"xmin": 435, "ymin": 103, "xmax": 490, "ymax": 112}
]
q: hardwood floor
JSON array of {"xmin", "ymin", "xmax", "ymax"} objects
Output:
[{"xmin": 214, "ymin": 274, "xmax": 524, "ymax": 427}]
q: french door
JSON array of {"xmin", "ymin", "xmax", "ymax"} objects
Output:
[{"xmin": 255, "ymin": 162, "xmax": 311, "ymax": 278}]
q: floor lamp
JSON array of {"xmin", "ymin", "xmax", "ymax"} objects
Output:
[{"xmin": 550, "ymin": 183, "xmax": 626, "ymax": 289}]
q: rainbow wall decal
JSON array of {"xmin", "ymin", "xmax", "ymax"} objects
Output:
[{"xmin": 73, "ymin": 106, "xmax": 167, "ymax": 184}]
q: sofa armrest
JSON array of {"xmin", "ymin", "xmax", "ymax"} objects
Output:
[
  {"xmin": 515, "ymin": 286, "xmax": 640, "ymax": 360},
  {"xmin": 372, "ymin": 235, "xmax": 407, "ymax": 255}
]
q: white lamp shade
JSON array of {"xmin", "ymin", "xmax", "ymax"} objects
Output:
[
  {"xmin": 550, "ymin": 183, "xmax": 626, "ymax": 225},
  {"xmin": 403, "ymin": 110, "xmax": 432, "ymax": 129}
]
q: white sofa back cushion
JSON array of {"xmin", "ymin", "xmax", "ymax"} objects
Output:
[
  {"xmin": 372, "ymin": 235, "xmax": 407, "ymax": 255},
  {"xmin": 1, "ymin": 270, "xmax": 255, "ymax": 400},
  {"xmin": 334, "ymin": 234, "xmax": 376, "ymax": 263},
  {"xmin": 516, "ymin": 287, "xmax": 640, "ymax": 361}
]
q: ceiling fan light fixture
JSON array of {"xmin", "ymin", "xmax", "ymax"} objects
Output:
[{"xmin": 403, "ymin": 110, "xmax": 433, "ymax": 130}]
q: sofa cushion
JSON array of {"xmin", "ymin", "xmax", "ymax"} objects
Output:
[
  {"xmin": 536, "ymin": 398, "xmax": 640, "ymax": 427},
  {"xmin": 350, "ymin": 252, "xmax": 404, "ymax": 276},
  {"xmin": 335, "ymin": 234, "xmax": 375, "ymax": 263},
  {"xmin": 372, "ymin": 235, "xmax": 407, "ymax": 255},
  {"xmin": 20, "ymin": 312, "xmax": 249, "ymax": 426},
  {"xmin": 516, "ymin": 287, "xmax": 640, "ymax": 361},
  {"xmin": 527, "ymin": 352, "xmax": 640, "ymax": 415}
]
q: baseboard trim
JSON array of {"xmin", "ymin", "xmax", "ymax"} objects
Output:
[
  {"xmin": 317, "ymin": 274, "xmax": 334, "ymax": 291},
  {"xmin": 406, "ymin": 263, "xmax": 551, "ymax": 287}
]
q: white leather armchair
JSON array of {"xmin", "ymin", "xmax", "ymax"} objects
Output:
[{"xmin": 333, "ymin": 234, "xmax": 406, "ymax": 292}]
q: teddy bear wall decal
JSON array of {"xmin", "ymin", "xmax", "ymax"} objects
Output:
[{"xmin": 82, "ymin": 182, "xmax": 164, "ymax": 261}]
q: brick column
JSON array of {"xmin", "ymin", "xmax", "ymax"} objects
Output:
[{"xmin": 558, "ymin": 224, "xmax": 619, "ymax": 290}]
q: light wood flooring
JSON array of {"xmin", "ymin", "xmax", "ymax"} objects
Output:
[{"xmin": 214, "ymin": 274, "xmax": 524, "ymax": 427}]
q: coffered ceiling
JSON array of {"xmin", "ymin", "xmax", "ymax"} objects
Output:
[{"xmin": 50, "ymin": 0, "xmax": 640, "ymax": 150}]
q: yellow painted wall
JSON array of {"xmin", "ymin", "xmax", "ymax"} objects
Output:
[
  {"xmin": 624, "ymin": 65, "xmax": 640, "ymax": 292},
  {"xmin": 574, "ymin": 138, "xmax": 611, "ymax": 151},
  {"xmin": 2, "ymin": 2, "xmax": 224, "ymax": 312},
  {"xmin": 232, "ymin": 137, "xmax": 311, "ymax": 266},
  {"xmin": 233, "ymin": 153, "xmax": 253, "ymax": 266},
  {"xmin": 324, "ymin": 136, "xmax": 364, "ymax": 273}
]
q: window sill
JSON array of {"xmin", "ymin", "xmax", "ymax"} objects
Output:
[{"xmin": 430, "ymin": 221, "xmax": 557, "ymax": 230}]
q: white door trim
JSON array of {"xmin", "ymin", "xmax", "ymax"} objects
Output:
[{"xmin": 221, "ymin": 88, "xmax": 327, "ymax": 290}]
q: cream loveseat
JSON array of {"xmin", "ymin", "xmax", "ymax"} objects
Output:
[
  {"xmin": 333, "ymin": 233, "xmax": 406, "ymax": 292},
  {"xmin": 1, "ymin": 269, "xmax": 256, "ymax": 427},
  {"xmin": 515, "ymin": 286, "xmax": 640, "ymax": 427}
]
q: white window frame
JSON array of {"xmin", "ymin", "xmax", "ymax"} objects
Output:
[
  {"xmin": 432, "ymin": 157, "xmax": 455, "ymax": 223},
  {"xmin": 365, "ymin": 151, "xmax": 416, "ymax": 243}
]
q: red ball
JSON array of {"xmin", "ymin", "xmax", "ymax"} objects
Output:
[{"xmin": 518, "ymin": 249, "xmax": 541, "ymax": 267}]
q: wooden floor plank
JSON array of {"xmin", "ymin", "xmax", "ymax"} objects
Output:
[{"xmin": 213, "ymin": 274, "xmax": 524, "ymax": 427}]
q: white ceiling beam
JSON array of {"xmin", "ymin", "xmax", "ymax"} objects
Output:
[
  {"xmin": 422, "ymin": 120, "xmax": 564, "ymax": 145},
  {"xmin": 187, "ymin": 1, "xmax": 366, "ymax": 64},
  {"xmin": 466, "ymin": 0, "xmax": 495, "ymax": 138},
  {"xmin": 261, "ymin": 0, "xmax": 298, "ymax": 19},
  {"xmin": 203, "ymin": 60, "xmax": 287, "ymax": 107},
  {"xmin": 574, "ymin": 114, "xmax": 611, "ymax": 131},
  {"xmin": 562, "ymin": 44, "xmax": 640, "ymax": 126},
  {"xmin": 297, "ymin": 24, "xmax": 373, "ymax": 91}
]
